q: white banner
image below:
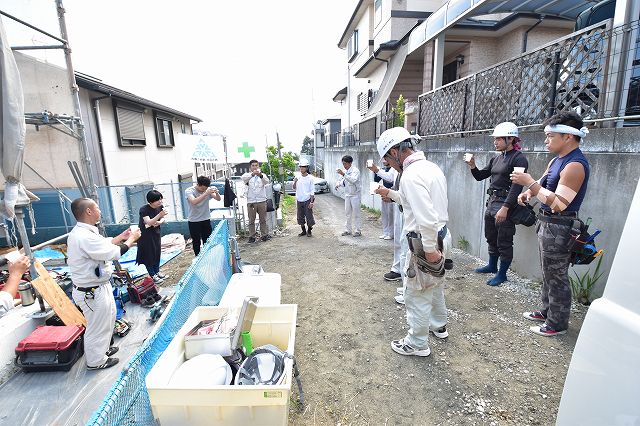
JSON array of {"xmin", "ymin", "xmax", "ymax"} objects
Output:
[
  {"xmin": 178, "ymin": 134, "xmax": 225, "ymax": 163},
  {"xmin": 225, "ymin": 138, "xmax": 267, "ymax": 164}
]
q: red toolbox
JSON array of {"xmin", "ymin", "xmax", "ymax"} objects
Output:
[
  {"xmin": 15, "ymin": 325, "xmax": 85, "ymax": 372},
  {"xmin": 127, "ymin": 276, "xmax": 159, "ymax": 304}
]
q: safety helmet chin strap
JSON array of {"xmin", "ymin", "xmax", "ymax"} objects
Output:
[{"xmin": 389, "ymin": 139, "xmax": 416, "ymax": 171}]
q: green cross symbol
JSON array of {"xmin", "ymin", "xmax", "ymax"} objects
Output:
[{"xmin": 238, "ymin": 141, "xmax": 255, "ymax": 158}]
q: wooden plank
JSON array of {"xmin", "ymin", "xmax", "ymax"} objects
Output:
[{"xmin": 31, "ymin": 261, "xmax": 86, "ymax": 327}]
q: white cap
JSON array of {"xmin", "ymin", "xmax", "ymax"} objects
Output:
[
  {"xmin": 492, "ymin": 122, "xmax": 519, "ymax": 138},
  {"xmin": 377, "ymin": 127, "xmax": 414, "ymax": 158},
  {"xmin": 299, "ymin": 158, "xmax": 310, "ymax": 167}
]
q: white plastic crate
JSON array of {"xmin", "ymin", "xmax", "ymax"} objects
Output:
[{"xmin": 146, "ymin": 304, "xmax": 297, "ymax": 426}]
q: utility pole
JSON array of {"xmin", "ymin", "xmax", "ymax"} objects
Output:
[{"xmin": 276, "ymin": 132, "xmax": 285, "ymax": 197}]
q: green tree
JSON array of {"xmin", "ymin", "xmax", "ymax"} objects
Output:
[
  {"xmin": 262, "ymin": 144, "xmax": 297, "ymax": 183},
  {"xmin": 301, "ymin": 136, "xmax": 314, "ymax": 155},
  {"xmin": 392, "ymin": 94, "xmax": 406, "ymax": 128}
]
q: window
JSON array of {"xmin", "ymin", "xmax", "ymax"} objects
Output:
[
  {"xmin": 347, "ymin": 30, "xmax": 358, "ymax": 62},
  {"xmin": 114, "ymin": 102, "xmax": 146, "ymax": 147},
  {"xmin": 374, "ymin": 0, "xmax": 382, "ymax": 25},
  {"xmin": 155, "ymin": 113, "xmax": 175, "ymax": 147}
]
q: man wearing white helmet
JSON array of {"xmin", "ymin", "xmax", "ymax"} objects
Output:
[
  {"xmin": 293, "ymin": 159, "xmax": 315, "ymax": 237},
  {"xmin": 335, "ymin": 155, "xmax": 362, "ymax": 237},
  {"xmin": 464, "ymin": 122, "xmax": 528, "ymax": 286},
  {"xmin": 375, "ymin": 127, "xmax": 451, "ymax": 357}
]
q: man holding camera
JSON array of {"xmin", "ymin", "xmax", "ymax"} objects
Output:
[
  {"xmin": 242, "ymin": 159, "xmax": 271, "ymax": 243},
  {"xmin": 186, "ymin": 175, "xmax": 221, "ymax": 255}
]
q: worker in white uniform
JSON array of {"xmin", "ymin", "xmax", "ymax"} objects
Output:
[
  {"xmin": 68, "ymin": 198, "xmax": 141, "ymax": 370},
  {"xmin": 335, "ymin": 155, "xmax": 362, "ymax": 236},
  {"xmin": 375, "ymin": 127, "xmax": 452, "ymax": 357},
  {"xmin": 0, "ymin": 255, "xmax": 31, "ymax": 317},
  {"xmin": 367, "ymin": 160, "xmax": 408, "ymax": 294}
]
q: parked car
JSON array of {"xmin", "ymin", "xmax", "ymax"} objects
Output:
[{"xmin": 283, "ymin": 173, "xmax": 329, "ymax": 195}]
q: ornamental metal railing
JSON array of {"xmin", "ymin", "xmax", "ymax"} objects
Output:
[{"xmin": 418, "ymin": 19, "xmax": 640, "ymax": 136}]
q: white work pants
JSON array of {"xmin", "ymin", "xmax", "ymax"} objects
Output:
[
  {"xmin": 72, "ymin": 282, "xmax": 116, "ymax": 367},
  {"xmin": 391, "ymin": 204, "xmax": 407, "ymax": 274},
  {"xmin": 402, "ymin": 229, "xmax": 452, "ymax": 349},
  {"xmin": 344, "ymin": 194, "xmax": 362, "ymax": 233},
  {"xmin": 381, "ymin": 200, "xmax": 394, "ymax": 238}
]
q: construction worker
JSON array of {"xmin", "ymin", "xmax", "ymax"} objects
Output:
[
  {"xmin": 336, "ymin": 155, "xmax": 362, "ymax": 237},
  {"xmin": 511, "ymin": 111, "xmax": 590, "ymax": 337},
  {"xmin": 375, "ymin": 127, "xmax": 451, "ymax": 357},
  {"xmin": 68, "ymin": 198, "xmax": 141, "ymax": 370},
  {"xmin": 464, "ymin": 122, "xmax": 528, "ymax": 286},
  {"xmin": 0, "ymin": 255, "xmax": 30, "ymax": 317},
  {"xmin": 293, "ymin": 159, "xmax": 316, "ymax": 237}
]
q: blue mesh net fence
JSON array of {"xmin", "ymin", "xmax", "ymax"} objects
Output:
[{"xmin": 87, "ymin": 220, "xmax": 231, "ymax": 425}]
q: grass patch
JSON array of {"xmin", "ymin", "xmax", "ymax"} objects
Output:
[
  {"xmin": 457, "ymin": 235, "xmax": 470, "ymax": 251},
  {"xmin": 361, "ymin": 204, "xmax": 381, "ymax": 218},
  {"xmin": 281, "ymin": 194, "xmax": 296, "ymax": 222},
  {"xmin": 569, "ymin": 255, "xmax": 605, "ymax": 305}
]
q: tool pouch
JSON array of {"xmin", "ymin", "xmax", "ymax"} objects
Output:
[{"xmin": 567, "ymin": 219, "xmax": 598, "ymax": 266}]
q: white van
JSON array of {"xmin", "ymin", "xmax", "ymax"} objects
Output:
[{"xmin": 556, "ymin": 180, "xmax": 640, "ymax": 425}]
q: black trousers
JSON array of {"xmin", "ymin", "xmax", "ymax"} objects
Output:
[
  {"xmin": 188, "ymin": 219, "xmax": 213, "ymax": 255},
  {"xmin": 484, "ymin": 197, "xmax": 516, "ymax": 262}
]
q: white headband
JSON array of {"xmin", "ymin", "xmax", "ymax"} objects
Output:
[{"xmin": 544, "ymin": 124, "xmax": 589, "ymax": 139}]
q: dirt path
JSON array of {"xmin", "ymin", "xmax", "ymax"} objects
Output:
[{"xmin": 237, "ymin": 193, "xmax": 586, "ymax": 426}]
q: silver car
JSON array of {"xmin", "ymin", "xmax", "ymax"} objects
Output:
[{"xmin": 284, "ymin": 173, "xmax": 329, "ymax": 195}]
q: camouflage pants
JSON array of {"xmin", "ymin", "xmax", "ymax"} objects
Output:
[{"xmin": 537, "ymin": 220, "xmax": 573, "ymax": 331}]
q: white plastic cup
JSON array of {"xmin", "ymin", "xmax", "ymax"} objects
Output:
[
  {"xmin": 464, "ymin": 153, "xmax": 473, "ymax": 162},
  {"xmin": 370, "ymin": 182, "xmax": 380, "ymax": 195},
  {"xmin": 130, "ymin": 224, "xmax": 139, "ymax": 232},
  {"xmin": 366, "ymin": 159, "xmax": 373, "ymax": 168},
  {"xmin": 513, "ymin": 167, "xmax": 525, "ymax": 173}
]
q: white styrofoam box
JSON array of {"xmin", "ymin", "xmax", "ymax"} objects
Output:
[
  {"xmin": 219, "ymin": 272, "xmax": 281, "ymax": 307},
  {"xmin": 146, "ymin": 304, "xmax": 297, "ymax": 426},
  {"xmin": 183, "ymin": 321, "xmax": 234, "ymax": 359}
]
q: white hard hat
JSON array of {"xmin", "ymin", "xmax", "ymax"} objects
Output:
[
  {"xmin": 299, "ymin": 159, "xmax": 310, "ymax": 167},
  {"xmin": 492, "ymin": 122, "xmax": 519, "ymax": 138},
  {"xmin": 377, "ymin": 127, "xmax": 413, "ymax": 158},
  {"xmin": 169, "ymin": 354, "xmax": 233, "ymax": 386}
]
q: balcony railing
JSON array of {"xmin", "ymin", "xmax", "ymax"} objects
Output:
[{"xmin": 418, "ymin": 19, "xmax": 640, "ymax": 136}]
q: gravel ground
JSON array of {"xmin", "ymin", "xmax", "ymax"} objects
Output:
[{"xmin": 232, "ymin": 193, "xmax": 587, "ymax": 426}]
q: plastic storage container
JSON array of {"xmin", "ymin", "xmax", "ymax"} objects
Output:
[
  {"xmin": 219, "ymin": 272, "xmax": 281, "ymax": 307},
  {"xmin": 146, "ymin": 304, "xmax": 297, "ymax": 426},
  {"xmin": 15, "ymin": 325, "xmax": 84, "ymax": 372}
]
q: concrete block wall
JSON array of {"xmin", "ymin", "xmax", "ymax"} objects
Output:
[{"xmin": 324, "ymin": 127, "xmax": 640, "ymax": 297}]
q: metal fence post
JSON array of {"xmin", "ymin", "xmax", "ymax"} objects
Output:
[{"xmin": 548, "ymin": 51, "xmax": 562, "ymax": 118}]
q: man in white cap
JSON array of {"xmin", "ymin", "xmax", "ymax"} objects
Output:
[
  {"xmin": 464, "ymin": 122, "xmax": 529, "ymax": 286},
  {"xmin": 293, "ymin": 159, "xmax": 315, "ymax": 237},
  {"xmin": 375, "ymin": 127, "xmax": 451, "ymax": 357}
]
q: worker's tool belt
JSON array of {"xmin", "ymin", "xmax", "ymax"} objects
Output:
[
  {"xmin": 537, "ymin": 208, "xmax": 578, "ymax": 225},
  {"xmin": 73, "ymin": 285, "xmax": 99, "ymax": 293},
  {"xmin": 487, "ymin": 188, "xmax": 509, "ymax": 198},
  {"xmin": 406, "ymin": 226, "xmax": 448, "ymax": 277},
  {"xmin": 537, "ymin": 210, "xmax": 599, "ymax": 266}
]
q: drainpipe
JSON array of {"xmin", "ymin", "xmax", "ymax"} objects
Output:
[
  {"xmin": 91, "ymin": 94, "xmax": 117, "ymax": 222},
  {"xmin": 522, "ymin": 16, "xmax": 544, "ymax": 53},
  {"xmin": 91, "ymin": 95, "xmax": 111, "ymax": 186}
]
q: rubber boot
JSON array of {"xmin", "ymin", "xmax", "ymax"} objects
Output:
[
  {"xmin": 487, "ymin": 259, "xmax": 511, "ymax": 286},
  {"xmin": 475, "ymin": 255, "xmax": 498, "ymax": 274},
  {"xmin": 298, "ymin": 225, "xmax": 307, "ymax": 237}
]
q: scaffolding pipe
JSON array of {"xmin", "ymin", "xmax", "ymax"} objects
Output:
[{"xmin": 56, "ymin": 0, "xmax": 99, "ymax": 206}]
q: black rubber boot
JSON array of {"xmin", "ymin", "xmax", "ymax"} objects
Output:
[{"xmin": 298, "ymin": 225, "xmax": 307, "ymax": 237}]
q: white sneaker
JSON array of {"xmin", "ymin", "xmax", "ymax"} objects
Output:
[
  {"xmin": 394, "ymin": 295, "xmax": 405, "ymax": 305},
  {"xmin": 379, "ymin": 234, "xmax": 386, "ymax": 239},
  {"xmin": 152, "ymin": 274, "xmax": 164, "ymax": 284},
  {"xmin": 430, "ymin": 326, "xmax": 449, "ymax": 339},
  {"xmin": 396, "ymin": 287, "xmax": 404, "ymax": 295},
  {"xmin": 391, "ymin": 338, "xmax": 430, "ymax": 357},
  {"xmin": 383, "ymin": 235, "xmax": 393, "ymax": 240}
]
